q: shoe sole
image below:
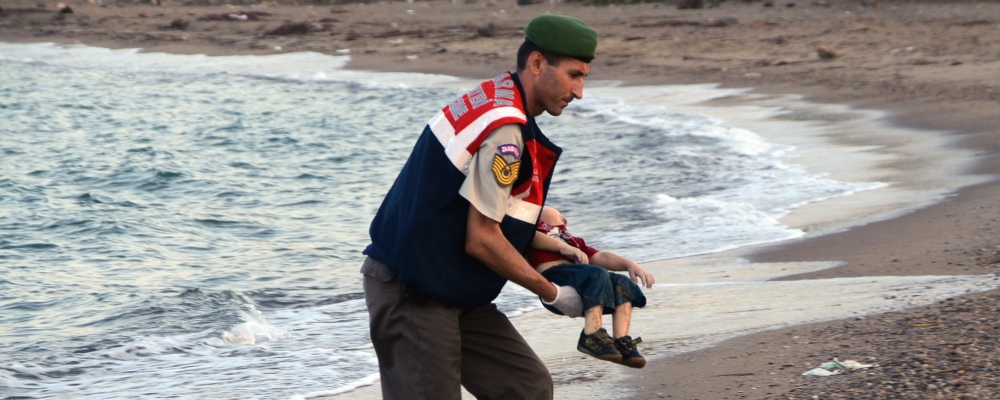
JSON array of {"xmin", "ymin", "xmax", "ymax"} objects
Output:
[
  {"xmin": 577, "ymin": 345, "xmax": 623, "ymax": 363},
  {"xmin": 620, "ymin": 357, "xmax": 646, "ymax": 369}
]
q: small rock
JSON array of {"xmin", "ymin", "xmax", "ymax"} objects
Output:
[
  {"xmin": 889, "ymin": 46, "xmax": 915, "ymax": 55},
  {"xmin": 817, "ymin": 44, "xmax": 837, "ymax": 59},
  {"xmin": 706, "ymin": 17, "xmax": 738, "ymax": 27},
  {"xmin": 166, "ymin": 18, "xmax": 189, "ymax": 30},
  {"xmin": 266, "ymin": 22, "xmax": 312, "ymax": 36},
  {"xmin": 477, "ymin": 22, "xmax": 497, "ymax": 37},
  {"xmin": 677, "ymin": 0, "xmax": 704, "ymax": 10}
]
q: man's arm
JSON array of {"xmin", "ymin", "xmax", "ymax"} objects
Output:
[
  {"xmin": 457, "ymin": 124, "xmax": 581, "ymax": 316},
  {"xmin": 466, "ymin": 207, "xmax": 558, "ymax": 302}
]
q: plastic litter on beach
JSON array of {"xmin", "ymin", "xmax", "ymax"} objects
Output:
[{"xmin": 802, "ymin": 358, "xmax": 876, "ymax": 376}]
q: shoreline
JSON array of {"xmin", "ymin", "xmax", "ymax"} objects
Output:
[{"xmin": 4, "ymin": 1, "xmax": 1000, "ymax": 398}]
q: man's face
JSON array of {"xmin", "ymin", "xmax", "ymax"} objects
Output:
[{"xmin": 535, "ymin": 57, "xmax": 589, "ymax": 117}]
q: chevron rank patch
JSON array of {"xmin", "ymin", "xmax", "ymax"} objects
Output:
[
  {"xmin": 491, "ymin": 143, "xmax": 521, "ymax": 186},
  {"xmin": 492, "ymin": 153, "xmax": 520, "ymax": 186}
]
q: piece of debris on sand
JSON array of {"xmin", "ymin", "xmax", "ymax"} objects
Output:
[
  {"xmin": 817, "ymin": 43, "xmax": 838, "ymax": 59},
  {"xmin": 266, "ymin": 21, "xmax": 314, "ymax": 36},
  {"xmin": 198, "ymin": 11, "xmax": 271, "ymax": 22}
]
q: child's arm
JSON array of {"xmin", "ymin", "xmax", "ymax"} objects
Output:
[
  {"xmin": 532, "ymin": 231, "xmax": 589, "ymax": 265},
  {"xmin": 589, "ymin": 251, "xmax": 655, "ymax": 288}
]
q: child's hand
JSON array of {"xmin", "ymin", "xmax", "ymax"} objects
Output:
[
  {"xmin": 558, "ymin": 243, "xmax": 589, "ymax": 265},
  {"xmin": 626, "ymin": 261, "xmax": 655, "ymax": 288}
]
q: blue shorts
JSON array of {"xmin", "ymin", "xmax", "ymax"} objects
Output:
[{"xmin": 540, "ymin": 264, "xmax": 646, "ymax": 316}]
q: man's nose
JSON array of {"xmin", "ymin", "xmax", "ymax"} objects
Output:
[{"xmin": 571, "ymin": 82, "xmax": 584, "ymax": 100}]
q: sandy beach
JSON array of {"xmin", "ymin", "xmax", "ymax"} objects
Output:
[{"xmin": 3, "ymin": 0, "xmax": 999, "ymax": 398}]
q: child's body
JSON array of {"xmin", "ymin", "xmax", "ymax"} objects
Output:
[{"xmin": 527, "ymin": 206, "xmax": 655, "ymax": 368}]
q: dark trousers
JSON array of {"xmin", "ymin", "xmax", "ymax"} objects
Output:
[{"xmin": 362, "ymin": 258, "xmax": 553, "ymax": 400}]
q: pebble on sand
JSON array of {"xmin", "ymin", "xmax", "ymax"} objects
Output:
[{"xmin": 817, "ymin": 44, "xmax": 837, "ymax": 59}]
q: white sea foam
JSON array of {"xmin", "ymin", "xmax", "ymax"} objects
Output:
[
  {"xmin": 0, "ymin": 42, "xmax": 463, "ymax": 89},
  {"xmin": 293, "ymin": 373, "xmax": 380, "ymax": 400},
  {"xmin": 594, "ymin": 194, "xmax": 805, "ymax": 262},
  {"xmin": 220, "ymin": 319, "xmax": 285, "ymax": 345}
]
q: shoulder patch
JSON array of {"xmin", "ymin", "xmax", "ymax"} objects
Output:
[
  {"xmin": 492, "ymin": 154, "xmax": 520, "ymax": 186},
  {"xmin": 497, "ymin": 143, "xmax": 521, "ymax": 159}
]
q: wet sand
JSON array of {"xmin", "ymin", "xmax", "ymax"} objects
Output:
[{"xmin": 3, "ymin": 0, "xmax": 999, "ymax": 398}]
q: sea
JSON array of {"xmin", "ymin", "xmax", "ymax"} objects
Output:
[{"xmin": 1, "ymin": 42, "xmax": 997, "ymax": 399}]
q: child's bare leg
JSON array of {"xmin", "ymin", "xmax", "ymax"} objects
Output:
[
  {"xmin": 583, "ymin": 305, "xmax": 603, "ymax": 334},
  {"xmin": 612, "ymin": 302, "xmax": 632, "ymax": 338},
  {"xmin": 611, "ymin": 301, "xmax": 645, "ymax": 368}
]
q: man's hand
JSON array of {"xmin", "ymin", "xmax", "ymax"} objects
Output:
[{"xmin": 541, "ymin": 283, "xmax": 583, "ymax": 318}]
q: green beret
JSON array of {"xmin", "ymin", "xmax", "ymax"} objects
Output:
[{"xmin": 524, "ymin": 14, "xmax": 597, "ymax": 62}]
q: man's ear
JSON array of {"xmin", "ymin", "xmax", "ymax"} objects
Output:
[{"xmin": 526, "ymin": 51, "xmax": 545, "ymax": 77}]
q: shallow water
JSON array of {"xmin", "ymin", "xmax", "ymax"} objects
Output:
[{"xmin": 0, "ymin": 42, "xmax": 993, "ymax": 399}]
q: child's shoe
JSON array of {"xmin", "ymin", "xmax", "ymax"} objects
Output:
[
  {"xmin": 614, "ymin": 336, "xmax": 646, "ymax": 369},
  {"xmin": 577, "ymin": 328, "xmax": 623, "ymax": 363}
]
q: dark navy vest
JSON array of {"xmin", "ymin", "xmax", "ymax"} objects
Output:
[{"xmin": 364, "ymin": 72, "xmax": 562, "ymax": 308}]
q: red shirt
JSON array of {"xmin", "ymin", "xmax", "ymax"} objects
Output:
[{"xmin": 526, "ymin": 221, "xmax": 600, "ymax": 268}]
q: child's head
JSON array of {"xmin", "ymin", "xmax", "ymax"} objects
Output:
[{"xmin": 540, "ymin": 206, "xmax": 568, "ymax": 227}]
